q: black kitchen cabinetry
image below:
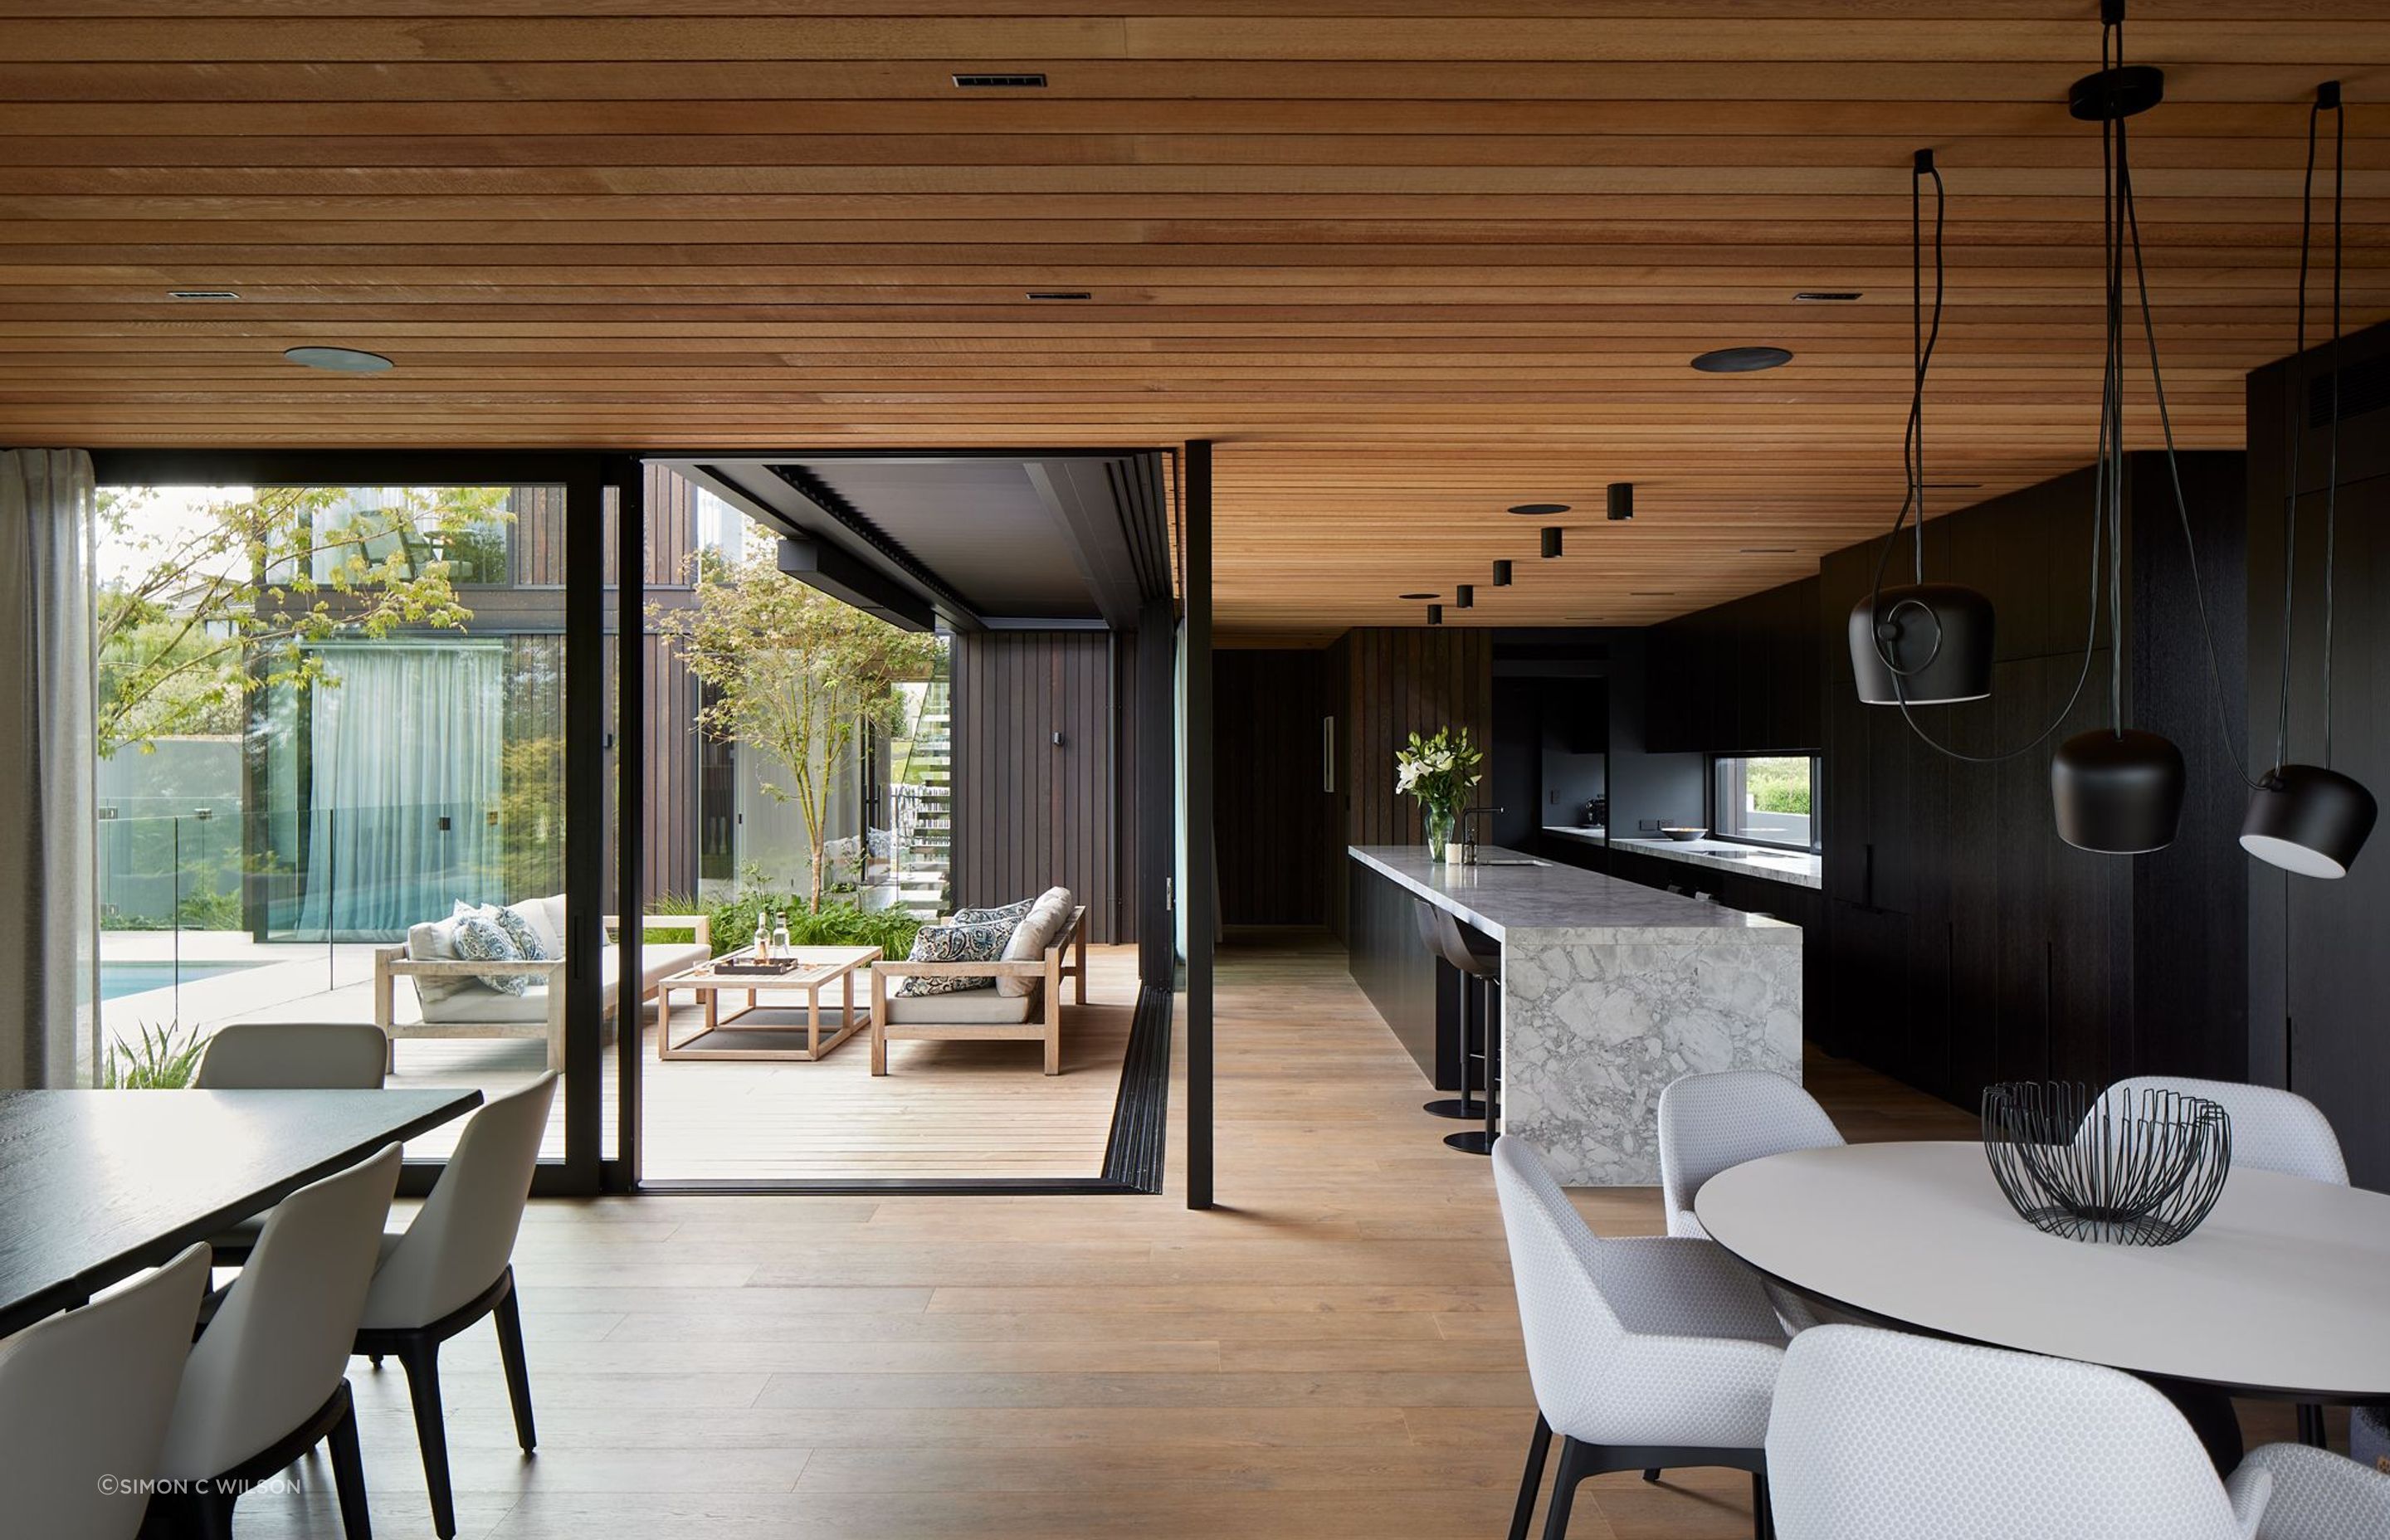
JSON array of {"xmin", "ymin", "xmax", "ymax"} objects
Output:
[
  {"xmin": 1816, "ymin": 453, "xmax": 2248, "ymax": 1113},
  {"xmin": 2247, "ymin": 322, "xmax": 2390, "ymax": 1190},
  {"xmin": 1646, "ymin": 576, "xmax": 1824, "ymax": 754}
]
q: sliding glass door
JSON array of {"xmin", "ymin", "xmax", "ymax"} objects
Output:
[{"xmin": 89, "ymin": 453, "xmax": 622, "ymax": 1192}]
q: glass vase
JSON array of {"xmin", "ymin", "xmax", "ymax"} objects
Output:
[{"xmin": 1424, "ymin": 807, "xmax": 1456, "ymax": 864}]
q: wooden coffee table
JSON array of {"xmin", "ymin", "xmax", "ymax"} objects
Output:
[{"xmin": 655, "ymin": 945, "xmax": 880, "ymax": 1061}]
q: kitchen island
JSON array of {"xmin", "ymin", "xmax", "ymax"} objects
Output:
[{"xmin": 1349, "ymin": 845, "xmax": 1802, "ymax": 1184}]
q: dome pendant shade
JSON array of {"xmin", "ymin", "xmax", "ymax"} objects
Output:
[
  {"xmin": 2051, "ymin": 729, "xmax": 2185, "ymax": 855},
  {"xmin": 1846, "ymin": 583, "xmax": 1995, "ymax": 705},
  {"xmin": 2240, "ymin": 764, "xmax": 2378, "ymax": 879}
]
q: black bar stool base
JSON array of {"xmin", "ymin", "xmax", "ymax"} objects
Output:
[
  {"xmin": 1423, "ymin": 1097, "xmax": 1485, "ymax": 1120},
  {"xmin": 1444, "ymin": 1129, "xmax": 1496, "ymax": 1156}
]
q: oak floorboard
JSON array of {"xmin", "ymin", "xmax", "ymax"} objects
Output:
[{"xmin": 207, "ymin": 930, "xmax": 2318, "ymax": 1540}]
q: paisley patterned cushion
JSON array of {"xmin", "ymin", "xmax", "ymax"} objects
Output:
[
  {"xmin": 953, "ymin": 897, "xmax": 1036, "ymax": 927},
  {"xmin": 487, "ymin": 904, "xmax": 550, "ymax": 961},
  {"xmin": 895, "ymin": 919, "xmax": 1013, "ymax": 997},
  {"xmin": 451, "ymin": 913, "xmax": 531, "ymax": 995}
]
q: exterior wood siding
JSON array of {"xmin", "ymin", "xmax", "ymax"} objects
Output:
[{"xmin": 950, "ymin": 629, "xmax": 1139, "ymax": 945}]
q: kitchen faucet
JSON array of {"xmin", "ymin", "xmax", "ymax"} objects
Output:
[{"xmin": 1457, "ymin": 806, "xmax": 1501, "ymax": 865}]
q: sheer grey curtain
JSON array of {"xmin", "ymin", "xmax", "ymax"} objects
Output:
[{"xmin": 0, "ymin": 449, "xmax": 98, "ymax": 1088}]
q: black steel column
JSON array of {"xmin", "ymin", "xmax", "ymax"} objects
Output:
[
  {"xmin": 1184, "ymin": 441, "xmax": 1215, "ymax": 1211},
  {"xmin": 607, "ymin": 461, "xmax": 645, "ymax": 1192},
  {"xmin": 561, "ymin": 464, "xmax": 607, "ymax": 1192}
]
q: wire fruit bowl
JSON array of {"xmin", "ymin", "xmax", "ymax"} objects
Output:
[{"xmin": 1981, "ymin": 1080, "xmax": 2231, "ymax": 1246}]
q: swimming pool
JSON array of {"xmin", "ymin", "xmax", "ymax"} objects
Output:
[{"xmin": 98, "ymin": 960, "xmax": 265, "ymax": 1001}]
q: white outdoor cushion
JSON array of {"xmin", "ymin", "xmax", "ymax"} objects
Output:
[
  {"xmin": 997, "ymin": 887, "xmax": 1073, "ymax": 998},
  {"xmin": 515, "ymin": 894, "xmax": 566, "ymax": 959},
  {"xmin": 641, "ymin": 941, "xmax": 710, "ymax": 988},
  {"xmin": 883, "ymin": 985, "xmax": 1040, "ymax": 1026},
  {"xmin": 405, "ymin": 917, "xmax": 469, "ymax": 1006},
  {"xmin": 414, "ymin": 950, "xmax": 620, "ymax": 1025}
]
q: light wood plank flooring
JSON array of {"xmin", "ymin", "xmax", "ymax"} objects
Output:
[
  {"xmin": 363, "ymin": 948, "xmax": 1141, "ymax": 1181},
  {"xmin": 225, "ymin": 931, "xmax": 2316, "ymax": 1539}
]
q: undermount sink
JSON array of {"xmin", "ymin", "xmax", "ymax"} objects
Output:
[{"xmin": 1471, "ymin": 858, "xmax": 1548, "ymax": 867}]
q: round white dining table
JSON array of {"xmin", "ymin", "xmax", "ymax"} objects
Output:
[{"xmin": 1694, "ymin": 1140, "xmax": 2390, "ymax": 1404}]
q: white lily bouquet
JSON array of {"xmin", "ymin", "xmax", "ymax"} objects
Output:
[{"xmin": 1396, "ymin": 727, "xmax": 1483, "ymax": 863}]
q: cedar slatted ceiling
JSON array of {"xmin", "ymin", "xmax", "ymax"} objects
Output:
[
  {"xmin": 950, "ymin": 628, "xmax": 1134, "ymax": 943},
  {"xmin": 2, "ymin": 4, "xmax": 2386, "ymax": 632}
]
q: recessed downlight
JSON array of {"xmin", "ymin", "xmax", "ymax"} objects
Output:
[
  {"xmin": 1691, "ymin": 346, "xmax": 1794, "ymax": 373},
  {"xmin": 1509, "ymin": 502, "xmax": 1570, "ymax": 516},
  {"xmin": 168, "ymin": 289, "xmax": 239, "ymax": 301},
  {"xmin": 283, "ymin": 345, "xmax": 394, "ymax": 373},
  {"xmin": 1397, "ymin": 592, "xmax": 1439, "ymax": 601}
]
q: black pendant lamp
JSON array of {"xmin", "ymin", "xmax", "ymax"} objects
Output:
[
  {"xmin": 2050, "ymin": 4, "xmax": 2188, "ymax": 855},
  {"xmin": 1539, "ymin": 526, "xmax": 1563, "ymax": 559},
  {"xmin": 1491, "ymin": 559, "xmax": 1513, "ymax": 587},
  {"xmin": 2239, "ymin": 83, "xmax": 2378, "ymax": 880},
  {"xmin": 1850, "ymin": 149, "xmax": 1993, "ymax": 707}
]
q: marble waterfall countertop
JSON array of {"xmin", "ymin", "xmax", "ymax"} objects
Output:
[
  {"xmin": 1349, "ymin": 846, "xmax": 1802, "ymax": 1185},
  {"xmin": 1607, "ymin": 836, "xmax": 1823, "ymax": 889},
  {"xmin": 1350, "ymin": 845, "xmax": 1797, "ymax": 942}
]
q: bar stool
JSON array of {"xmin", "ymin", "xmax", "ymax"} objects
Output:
[
  {"xmin": 1428, "ymin": 907, "xmax": 1503, "ymax": 1157},
  {"xmin": 1416, "ymin": 899, "xmax": 1483, "ymax": 1122}
]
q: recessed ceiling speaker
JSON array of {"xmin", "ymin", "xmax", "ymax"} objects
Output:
[
  {"xmin": 1691, "ymin": 346, "xmax": 1793, "ymax": 373},
  {"xmin": 1540, "ymin": 526, "xmax": 1563, "ymax": 559},
  {"xmin": 1846, "ymin": 583, "xmax": 1994, "ymax": 704},
  {"xmin": 284, "ymin": 346, "xmax": 394, "ymax": 373},
  {"xmin": 2051, "ymin": 729, "xmax": 2185, "ymax": 855},
  {"xmin": 2241, "ymin": 764, "xmax": 2378, "ymax": 879},
  {"xmin": 1490, "ymin": 560, "xmax": 1513, "ymax": 587}
]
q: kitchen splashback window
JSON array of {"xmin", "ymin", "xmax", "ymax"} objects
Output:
[{"xmin": 1711, "ymin": 755, "xmax": 1817, "ymax": 852}]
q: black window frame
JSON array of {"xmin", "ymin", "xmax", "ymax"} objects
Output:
[{"xmin": 1705, "ymin": 753, "xmax": 1822, "ymax": 855}]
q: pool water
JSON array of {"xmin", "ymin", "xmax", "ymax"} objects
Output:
[{"xmin": 99, "ymin": 960, "xmax": 265, "ymax": 1001}]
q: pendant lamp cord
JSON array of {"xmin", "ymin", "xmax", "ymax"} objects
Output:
[
  {"xmin": 2257, "ymin": 90, "xmax": 2347, "ymax": 778},
  {"xmin": 1864, "ymin": 151, "xmax": 1945, "ymax": 645},
  {"xmin": 1873, "ymin": 79, "xmax": 2112, "ymax": 764},
  {"xmin": 2323, "ymin": 93, "xmax": 2344, "ymax": 768}
]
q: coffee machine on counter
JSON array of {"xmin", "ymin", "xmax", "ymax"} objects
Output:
[{"xmin": 1583, "ymin": 795, "xmax": 1607, "ymax": 830}]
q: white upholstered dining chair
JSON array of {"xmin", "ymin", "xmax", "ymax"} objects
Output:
[
  {"xmin": 193, "ymin": 1021, "xmax": 390, "ymax": 1092},
  {"xmin": 153, "ymin": 1144, "xmax": 402, "ymax": 1540},
  {"xmin": 2100, "ymin": 1075, "xmax": 2348, "ymax": 1187},
  {"xmin": 2236, "ymin": 1440, "xmax": 2390, "ymax": 1539},
  {"xmin": 1657, "ymin": 1070, "xmax": 1845, "ymax": 1240},
  {"xmin": 2100, "ymin": 1075, "xmax": 2349, "ymax": 1448},
  {"xmin": 356, "ymin": 1072, "xmax": 556, "ymax": 1540},
  {"xmin": 193, "ymin": 1020, "xmax": 391, "ymax": 1267},
  {"xmin": 0, "ymin": 1243, "xmax": 211, "ymax": 1540},
  {"xmin": 1491, "ymin": 1136, "xmax": 1787, "ymax": 1539},
  {"xmin": 1768, "ymin": 1323, "xmax": 2275, "ymax": 1540}
]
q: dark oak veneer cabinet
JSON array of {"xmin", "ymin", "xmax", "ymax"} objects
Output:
[
  {"xmin": 1645, "ymin": 577, "xmax": 1823, "ymax": 756},
  {"xmin": 2247, "ymin": 321, "xmax": 2390, "ymax": 1192},
  {"xmin": 1813, "ymin": 452, "xmax": 2248, "ymax": 1104}
]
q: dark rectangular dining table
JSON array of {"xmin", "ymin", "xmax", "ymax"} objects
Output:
[{"xmin": 0, "ymin": 1088, "xmax": 483, "ymax": 1338}]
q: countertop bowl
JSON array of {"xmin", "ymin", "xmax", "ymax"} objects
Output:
[{"xmin": 1660, "ymin": 827, "xmax": 1708, "ymax": 842}]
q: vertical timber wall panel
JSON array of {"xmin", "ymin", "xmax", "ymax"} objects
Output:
[{"xmin": 950, "ymin": 630, "xmax": 1135, "ymax": 944}]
